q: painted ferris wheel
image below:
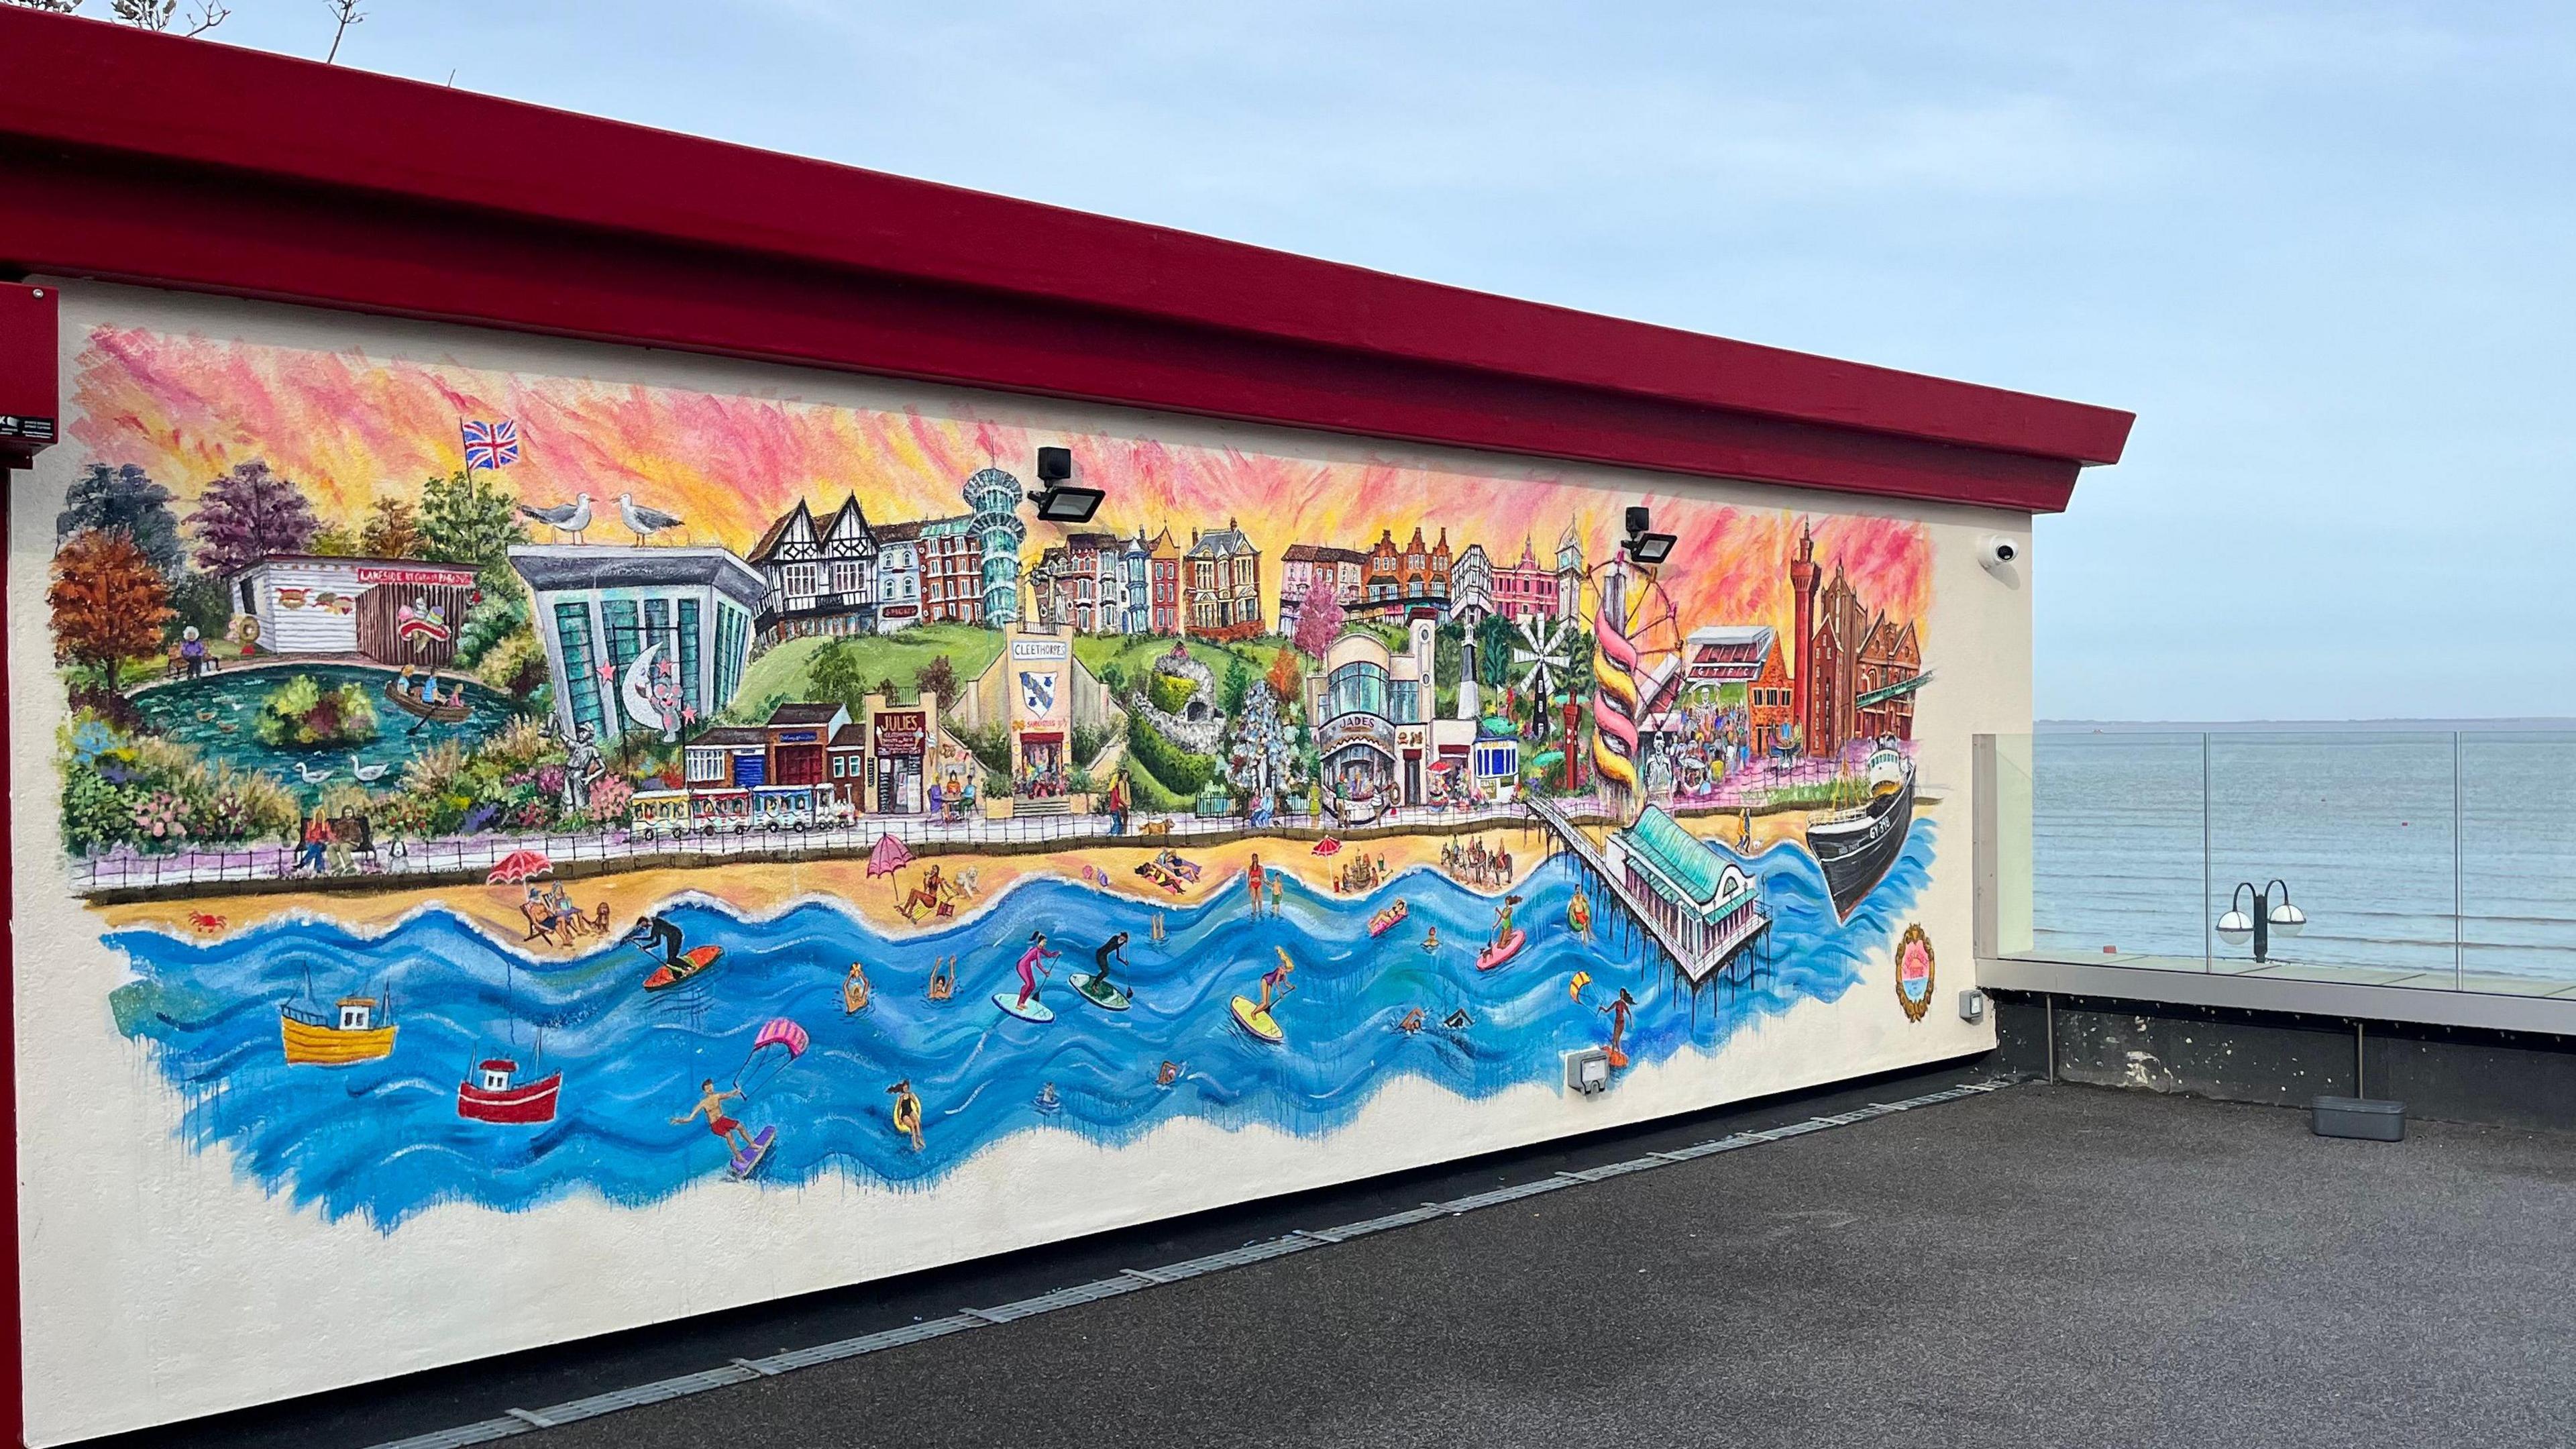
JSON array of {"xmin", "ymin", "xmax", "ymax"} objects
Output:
[{"xmin": 1578, "ymin": 557, "xmax": 1686, "ymax": 820}]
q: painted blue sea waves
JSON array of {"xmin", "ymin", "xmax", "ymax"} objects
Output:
[{"xmin": 107, "ymin": 822, "xmax": 1933, "ymax": 1230}]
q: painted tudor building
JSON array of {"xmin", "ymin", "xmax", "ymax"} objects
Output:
[{"xmin": 747, "ymin": 494, "xmax": 877, "ymax": 643}]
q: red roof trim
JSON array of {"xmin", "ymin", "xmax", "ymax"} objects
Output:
[{"xmin": 0, "ymin": 12, "xmax": 2131, "ymax": 511}]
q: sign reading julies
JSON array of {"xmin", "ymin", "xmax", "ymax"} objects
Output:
[{"xmin": 875, "ymin": 710, "xmax": 926, "ymax": 755}]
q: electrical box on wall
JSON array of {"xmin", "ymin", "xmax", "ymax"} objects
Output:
[
  {"xmin": 1564, "ymin": 1049, "xmax": 1611, "ymax": 1096},
  {"xmin": 0, "ymin": 281, "xmax": 60, "ymax": 464}
]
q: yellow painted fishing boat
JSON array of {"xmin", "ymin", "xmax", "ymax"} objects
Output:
[{"xmin": 280, "ymin": 995, "xmax": 397, "ymax": 1065}]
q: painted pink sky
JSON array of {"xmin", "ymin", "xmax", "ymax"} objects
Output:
[{"xmin": 70, "ymin": 326, "xmax": 1931, "ymax": 640}]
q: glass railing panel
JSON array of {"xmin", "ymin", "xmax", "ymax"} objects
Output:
[
  {"xmin": 2205, "ymin": 731, "xmax": 2457, "ymax": 984},
  {"xmin": 2026, "ymin": 729, "xmax": 2210, "ymax": 971},
  {"xmin": 2459, "ymin": 731, "xmax": 2576, "ymax": 996}
]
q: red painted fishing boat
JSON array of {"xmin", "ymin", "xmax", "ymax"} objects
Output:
[{"xmin": 456, "ymin": 1057, "xmax": 562, "ymax": 1124}]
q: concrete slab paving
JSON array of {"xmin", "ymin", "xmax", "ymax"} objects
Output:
[{"xmin": 518, "ymin": 1083, "xmax": 2576, "ymax": 1449}]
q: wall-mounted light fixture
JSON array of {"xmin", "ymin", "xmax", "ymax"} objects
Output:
[
  {"xmin": 2216, "ymin": 879, "xmax": 2306, "ymax": 965},
  {"xmin": 1620, "ymin": 505, "xmax": 1676, "ymax": 566},
  {"xmin": 1028, "ymin": 445, "xmax": 1105, "ymax": 524}
]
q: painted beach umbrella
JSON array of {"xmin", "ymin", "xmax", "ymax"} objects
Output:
[
  {"xmin": 867, "ymin": 833, "xmax": 913, "ymax": 879},
  {"xmin": 1312, "ymin": 837, "xmax": 1342, "ymax": 857},
  {"xmin": 487, "ymin": 849, "xmax": 553, "ymax": 884}
]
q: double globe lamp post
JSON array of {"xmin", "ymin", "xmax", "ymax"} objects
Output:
[{"xmin": 2216, "ymin": 879, "xmax": 2307, "ymax": 965}]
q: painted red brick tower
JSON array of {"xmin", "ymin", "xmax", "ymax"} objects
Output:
[{"xmin": 1788, "ymin": 522, "xmax": 1819, "ymax": 749}]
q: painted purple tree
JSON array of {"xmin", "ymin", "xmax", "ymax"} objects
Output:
[
  {"xmin": 186, "ymin": 460, "xmax": 320, "ymax": 577},
  {"xmin": 1291, "ymin": 577, "xmax": 1344, "ymax": 658}
]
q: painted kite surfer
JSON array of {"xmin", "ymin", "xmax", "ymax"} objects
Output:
[
  {"xmin": 672, "ymin": 1079, "xmax": 757, "ymax": 1157},
  {"xmin": 1599, "ymin": 987, "xmax": 1638, "ymax": 1070}
]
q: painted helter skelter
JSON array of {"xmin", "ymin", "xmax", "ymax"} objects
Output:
[{"xmin": 1586, "ymin": 560, "xmax": 1684, "ymax": 822}]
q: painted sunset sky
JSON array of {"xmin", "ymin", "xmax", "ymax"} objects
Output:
[{"xmin": 70, "ymin": 325, "xmax": 1932, "ymax": 635}]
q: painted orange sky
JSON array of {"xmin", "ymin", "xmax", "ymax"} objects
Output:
[{"xmin": 69, "ymin": 326, "xmax": 1931, "ymax": 641}]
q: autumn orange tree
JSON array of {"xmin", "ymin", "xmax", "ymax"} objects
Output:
[
  {"xmin": 1264, "ymin": 645, "xmax": 1303, "ymax": 704},
  {"xmin": 50, "ymin": 527, "xmax": 175, "ymax": 686}
]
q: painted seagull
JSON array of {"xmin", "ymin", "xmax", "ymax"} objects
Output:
[
  {"xmin": 517, "ymin": 493, "xmax": 593, "ymax": 543},
  {"xmin": 616, "ymin": 492, "xmax": 684, "ymax": 546}
]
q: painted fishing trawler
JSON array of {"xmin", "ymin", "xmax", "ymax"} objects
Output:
[
  {"xmin": 455, "ymin": 1057, "xmax": 562, "ymax": 1124},
  {"xmin": 1806, "ymin": 744, "xmax": 1915, "ymax": 920},
  {"xmin": 280, "ymin": 991, "xmax": 397, "ymax": 1065}
]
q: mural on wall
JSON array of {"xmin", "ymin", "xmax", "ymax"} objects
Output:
[{"xmin": 56, "ymin": 326, "xmax": 1939, "ymax": 1230}]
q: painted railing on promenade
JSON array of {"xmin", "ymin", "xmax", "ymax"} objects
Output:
[{"xmin": 67, "ymin": 796, "xmax": 1609, "ymax": 900}]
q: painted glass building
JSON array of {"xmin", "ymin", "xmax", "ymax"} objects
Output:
[{"xmin": 509, "ymin": 545, "xmax": 767, "ymax": 741}]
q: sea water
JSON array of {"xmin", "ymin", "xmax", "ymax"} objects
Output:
[
  {"xmin": 107, "ymin": 823, "xmax": 1936, "ymax": 1230},
  {"xmin": 2031, "ymin": 727, "xmax": 2576, "ymax": 984}
]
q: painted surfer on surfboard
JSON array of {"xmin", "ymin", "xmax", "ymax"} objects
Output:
[
  {"xmin": 624, "ymin": 912, "xmax": 687, "ymax": 973},
  {"xmin": 1088, "ymin": 932, "xmax": 1130, "ymax": 995},
  {"xmin": 1598, "ymin": 987, "xmax": 1638, "ymax": 1069},
  {"xmin": 1489, "ymin": 894, "xmax": 1523, "ymax": 950},
  {"xmin": 672, "ymin": 1079, "xmax": 757, "ymax": 1158},
  {"xmin": 1014, "ymin": 930, "xmax": 1062, "ymax": 1010}
]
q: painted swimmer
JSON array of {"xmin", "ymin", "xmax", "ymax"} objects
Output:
[{"xmin": 888, "ymin": 1079, "xmax": 924, "ymax": 1151}]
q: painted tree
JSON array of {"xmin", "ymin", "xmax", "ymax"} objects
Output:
[
  {"xmin": 1220, "ymin": 657, "xmax": 1256, "ymax": 718},
  {"xmin": 186, "ymin": 460, "xmax": 319, "ymax": 577},
  {"xmin": 419, "ymin": 468, "xmax": 528, "ymax": 569},
  {"xmin": 914, "ymin": 655, "xmax": 959, "ymax": 705},
  {"xmin": 1291, "ymin": 577, "xmax": 1344, "ymax": 657},
  {"xmin": 360, "ymin": 495, "xmax": 425, "ymax": 558},
  {"xmin": 58, "ymin": 463, "xmax": 183, "ymax": 578},
  {"xmin": 1224, "ymin": 680, "xmax": 1299, "ymax": 812},
  {"xmin": 1263, "ymin": 645, "xmax": 1301, "ymax": 704},
  {"xmin": 806, "ymin": 638, "xmax": 870, "ymax": 712},
  {"xmin": 50, "ymin": 529, "xmax": 174, "ymax": 686}
]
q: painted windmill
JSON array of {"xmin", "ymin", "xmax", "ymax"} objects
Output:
[{"xmin": 1510, "ymin": 614, "xmax": 1576, "ymax": 738}]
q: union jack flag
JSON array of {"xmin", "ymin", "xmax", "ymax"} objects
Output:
[{"xmin": 461, "ymin": 418, "xmax": 520, "ymax": 470}]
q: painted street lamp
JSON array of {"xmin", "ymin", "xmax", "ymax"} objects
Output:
[{"xmin": 2216, "ymin": 879, "xmax": 2306, "ymax": 965}]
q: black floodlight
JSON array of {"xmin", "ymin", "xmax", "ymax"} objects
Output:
[
  {"xmin": 1621, "ymin": 504, "xmax": 1676, "ymax": 565},
  {"xmin": 1031, "ymin": 485, "xmax": 1106, "ymax": 524},
  {"xmin": 1026, "ymin": 449, "xmax": 1104, "ymax": 523}
]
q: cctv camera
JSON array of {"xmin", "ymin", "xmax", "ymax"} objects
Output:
[
  {"xmin": 1978, "ymin": 535, "xmax": 2019, "ymax": 572},
  {"xmin": 1623, "ymin": 505, "xmax": 1651, "ymax": 539}
]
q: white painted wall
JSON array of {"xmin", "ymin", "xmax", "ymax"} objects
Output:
[{"xmin": 11, "ymin": 281, "xmax": 2031, "ymax": 1445}]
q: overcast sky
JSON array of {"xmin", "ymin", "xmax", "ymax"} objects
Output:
[{"xmin": 158, "ymin": 1, "xmax": 2575, "ymax": 720}]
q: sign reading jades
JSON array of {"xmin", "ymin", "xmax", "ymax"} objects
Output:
[{"xmin": 1896, "ymin": 923, "xmax": 1935, "ymax": 1022}]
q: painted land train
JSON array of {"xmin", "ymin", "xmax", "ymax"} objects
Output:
[{"xmin": 627, "ymin": 785, "xmax": 855, "ymax": 837}]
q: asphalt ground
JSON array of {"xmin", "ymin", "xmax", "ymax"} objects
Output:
[
  {"xmin": 108, "ymin": 1057, "xmax": 2001, "ymax": 1449},
  {"xmin": 529, "ymin": 1081, "xmax": 2576, "ymax": 1449}
]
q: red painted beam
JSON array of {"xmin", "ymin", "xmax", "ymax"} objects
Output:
[{"xmin": 0, "ymin": 13, "xmax": 2129, "ymax": 511}]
